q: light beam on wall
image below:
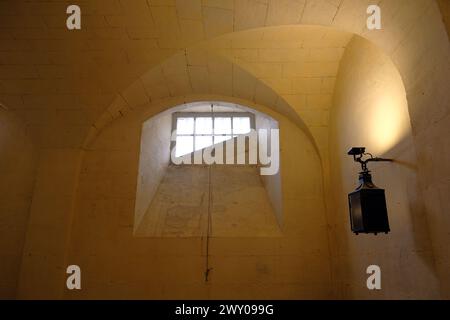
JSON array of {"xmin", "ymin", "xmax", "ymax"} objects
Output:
[{"xmin": 365, "ymin": 77, "xmax": 411, "ymax": 155}]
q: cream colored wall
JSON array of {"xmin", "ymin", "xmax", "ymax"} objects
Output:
[
  {"xmin": 17, "ymin": 148, "xmax": 83, "ymax": 299},
  {"xmin": 329, "ymin": 36, "xmax": 440, "ymax": 299},
  {"xmin": 134, "ymin": 111, "xmax": 172, "ymax": 230},
  {"xmin": 0, "ymin": 109, "xmax": 36, "ymax": 299},
  {"xmin": 256, "ymin": 113, "xmax": 283, "ymax": 227},
  {"xmin": 61, "ymin": 98, "xmax": 332, "ymax": 299},
  {"xmin": 81, "ymin": 2, "xmax": 450, "ymax": 295}
]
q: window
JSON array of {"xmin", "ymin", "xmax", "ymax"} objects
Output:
[{"xmin": 173, "ymin": 112, "xmax": 254, "ymax": 157}]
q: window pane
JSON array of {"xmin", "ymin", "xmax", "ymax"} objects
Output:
[
  {"xmin": 176, "ymin": 117, "xmax": 194, "ymax": 134},
  {"xmin": 195, "ymin": 117, "xmax": 213, "ymax": 134},
  {"xmin": 175, "ymin": 136, "xmax": 193, "ymax": 157},
  {"xmin": 195, "ymin": 136, "xmax": 213, "ymax": 151},
  {"xmin": 214, "ymin": 117, "xmax": 232, "ymax": 134},
  {"xmin": 214, "ymin": 135, "xmax": 232, "ymax": 144},
  {"xmin": 233, "ymin": 117, "xmax": 251, "ymax": 134}
]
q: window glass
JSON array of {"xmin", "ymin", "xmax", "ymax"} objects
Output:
[
  {"xmin": 176, "ymin": 118, "xmax": 194, "ymax": 135},
  {"xmin": 174, "ymin": 114, "xmax": 253, "ymax": 159},
  {"xmin": 175, "ymin": 136, "xmax": 193, "ymax": 157},
  {"xmin": 214, "ymin": 135, "xmax": 233, "ymax": 144},
  {"xmin": 195, "ymin": 136, "xmax": 213, "ymax": 151},
  {"xmin": 195, "ymin": 117, "xmax": 213, "ymax": 134},
  {"xmin": 214, "ymin": 117, "xmax": 232, "ymax": 134},
  {"xmin": 233, "ymin": 117, "xmax": 251, "ymax": 134}
]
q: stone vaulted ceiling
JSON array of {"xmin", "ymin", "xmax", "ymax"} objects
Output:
[
  {"xmin": 0, "ymin": 0, "xmax": 446, "ymax": 155},
  {"xmin": 90, "ymin": 25, "xmax": 353, "ymax": 159}
]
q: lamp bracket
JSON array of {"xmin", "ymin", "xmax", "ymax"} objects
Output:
[{"xmin": 347, "ymin": 147, "xmax": 393, "ymax": 173}]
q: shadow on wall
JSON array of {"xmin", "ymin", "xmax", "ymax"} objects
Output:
[
  {"xmin": 380, "ymin": 135, "xmax": 438, "ymax": 277},
  {"xmin": 0, "ymin": 109, "xmax": 37, "ymax": 299}
]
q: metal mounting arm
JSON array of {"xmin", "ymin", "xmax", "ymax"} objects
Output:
[{"xmin": 348, "ymin": 147, "xmax": 393, "ymax": 173}]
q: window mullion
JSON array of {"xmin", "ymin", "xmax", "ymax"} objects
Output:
[
  {"xmin": 174, "ymin": 111, "xmax": 254, "ymax": 158},
  {"xmin": 193, "ymin": 116, "xmax": 196, "ymax": 151},
  {"xmin": 231, "ymin": 116, "xmax": 234, "ymax": 136}
]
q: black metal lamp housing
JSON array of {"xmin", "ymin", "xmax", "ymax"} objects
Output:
[{"xmin": 347, "ymin": 147, "xmax": 392, "ymax": 235}]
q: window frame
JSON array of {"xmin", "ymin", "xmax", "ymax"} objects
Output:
[{"xmin": 171, "ymin": 111, "xmax": 256, "ymax": 161}]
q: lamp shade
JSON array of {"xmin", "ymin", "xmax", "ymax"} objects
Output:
[{"xmin": 348, "ymin": 172, "xmax": 390, "ymax": 235}]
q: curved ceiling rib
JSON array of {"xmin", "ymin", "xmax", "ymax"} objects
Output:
[
  {"xmin": 84, "ymin": 48, "xmax": 318, "ymax": 154},
  {"xmin": 86, "ymin": 25, "xmax": 354, "ymax": 158}
]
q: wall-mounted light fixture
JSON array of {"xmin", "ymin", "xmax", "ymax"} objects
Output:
[{"xmin": 347, "ymin": 147, "xmax": 393, "ymax": 235}]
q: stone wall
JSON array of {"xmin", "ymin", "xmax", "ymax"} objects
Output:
[
  {"xmin": 134, "ymin": 111, "xmax": 172, "ymax": 230},
  {"xmin": 62, "ymin": 100, "xmax": 332, "ymax": 299},
  {"xmin": 329, "ymin": 36, "xmax": 440, "ymax": 299},
  {"xmin": 0, "ymin": 109, "xmax": 36, "ymax": 299}
]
